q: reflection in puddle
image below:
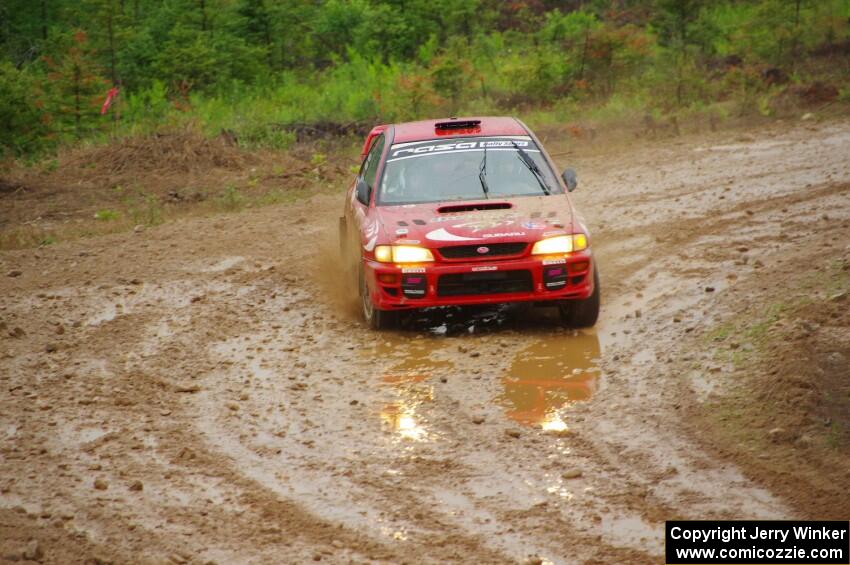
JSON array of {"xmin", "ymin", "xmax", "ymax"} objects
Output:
[
  {"xmin": 372, "ymin": 340, "xmax": 451, "ymax": 442},
  {"xmin": 500, "ymin": 331, "xmax": 601, "ymax": 430},
  {"xmin": 379, "ymin": 377, "xmax": 431, "ymax": 442},
  {"xmin": 367, "ymin": 328, "xmax": 601, "ymax": 438}
]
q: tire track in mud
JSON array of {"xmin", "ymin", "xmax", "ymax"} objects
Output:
[
  {"xmin": 185, "ymin": 274, "xmax": 646, "ymax": 563},
  {"xmin": 563, "ymin": 127, "xmax": 850, "ymax": 529},
  {"xmin": 2, "ymin": 119, "xmax": 849, "ymax": 564}
]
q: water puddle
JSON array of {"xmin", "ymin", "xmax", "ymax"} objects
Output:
[
  {"xmin": 499, "ymin": 331, "xmax": 601, "ymax": 430},
  {"xmin": 369, "ymin": 325, "xmax": 602, "ymax": 437},
  {"xmin": 371, "ymin": 338, "xmax": 452, "ymax": 441},
  {"xmin": 379, "ymin": 376, "xmax": 433, "ymax": 442}
]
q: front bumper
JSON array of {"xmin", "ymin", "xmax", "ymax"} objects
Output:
[{"xmin": 365, "ymin": 250, "xmax": 594, "ymax": 310}]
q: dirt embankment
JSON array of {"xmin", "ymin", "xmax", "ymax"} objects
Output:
[
  {"xmin": 686, "ymin": 249, "xmax": 850, "ymax": 519},
  {"xmin": 1, "ymin": 118, "xmax": 849, "ymax": 564},
  {"xmin": 0, "ymin": 129, "xmax": 357, "ymax": 250}
]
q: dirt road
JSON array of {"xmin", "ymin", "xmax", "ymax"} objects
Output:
[{"xmin": 2, "ymin": 119, "xmax": 849, "ymax": 564}]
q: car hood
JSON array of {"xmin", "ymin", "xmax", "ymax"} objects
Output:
[{"xmin": 373, "ymin": 196, "xmax": 581, "ymax": 247}]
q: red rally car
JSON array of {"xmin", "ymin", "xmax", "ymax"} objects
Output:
[{"xmin": 339, "ymin": 116, "xmax": 599, "ymax": 330}]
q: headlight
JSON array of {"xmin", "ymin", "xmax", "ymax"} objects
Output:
[
  {"xmin": 531, "ymin": 234, "xmax": 588, "ymax": 255},
  {"xmin": 374, "ymin": 245, "xmax": 435, "ymax": 263}
]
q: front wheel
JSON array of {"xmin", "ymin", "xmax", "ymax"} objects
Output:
[
  {"xmin": 559, "ymin": 267, "xmax": 600, "ymax": 328},
  {"xmin": 360, "ymin": 267, "xmax": 397, "ymax": 330}
]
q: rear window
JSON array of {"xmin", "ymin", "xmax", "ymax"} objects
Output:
[{"xmin": 378, "ymin": 136, "xmax": 562, "ymax": 205}]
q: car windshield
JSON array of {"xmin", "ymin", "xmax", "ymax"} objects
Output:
[{"xmin": 378, "ymin": 136, "xmax": 562, "ymax": 205}]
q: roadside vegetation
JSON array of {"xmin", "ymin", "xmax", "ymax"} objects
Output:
[{"xmin": 2, "ymin": 0, "xmax": 849, "ymax": 157}]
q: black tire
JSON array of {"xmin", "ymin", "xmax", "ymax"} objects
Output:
[
  {"xmin": 359, "ymin": 267, "xmax": 397, "ymax": 330},
  {"xmin": 559, "ymin": 267, "xmax": 600, "ymax": 328}
]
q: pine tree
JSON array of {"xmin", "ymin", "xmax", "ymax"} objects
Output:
[{"xmin": 45, "ymin": 30, "xmax": 107, "ymax": 138}]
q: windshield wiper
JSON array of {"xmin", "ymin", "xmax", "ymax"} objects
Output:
[
  {"xmin": 478, "ymin": 144, "xmax": 490, "ymax": 199},
  {"xmin": 512, "ymin": 141, "xmax": 551, "ymax": 195}
]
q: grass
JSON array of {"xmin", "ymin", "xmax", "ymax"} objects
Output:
[
  {"xmin": 743, "ymin": 302, "xmax": 787, "ymax": 342},
  {"xmin": 94, "ymin": 209, "xmax": 120, "ymax": 221},
  {"xmin": 705, "ymin": 323, "xmax": 733, "ymax": 342},
  {"xmin": 0, "ymin": 225, "xmax": 56, "ymax": 249},
  {"xmin": 127, "ymin": 194, "xmax": 164, "ymax": 227},
  {"xmin": 217, "ymin": 185, "xmax": 244, "ymax": 212}
]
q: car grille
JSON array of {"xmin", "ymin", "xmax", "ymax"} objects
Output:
[
  {"xmin": 438, "ymin": 242, "xmax": 528, "ymax": 260},
  {"xmin": 437, "ymin": 270, "xmax": 533, "ymax": 297}
]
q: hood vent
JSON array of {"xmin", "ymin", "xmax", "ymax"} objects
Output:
[{"xmin": 437, "ymin": 202, "xmax": 512, "ymax": 214}]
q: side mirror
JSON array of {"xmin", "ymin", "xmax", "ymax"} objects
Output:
[
  {"xmin": 355, "ymin": 177, "xmax": 370, "ymax": 205},
  {"xmin": 562, "ymin": 168, "xmax": 578, "ymax": 192}
]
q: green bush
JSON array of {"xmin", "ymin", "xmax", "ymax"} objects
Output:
[
  {"xmin": 0, "ymin": 62, "xmax": 50, "ymax": 156},
  {"xmin": 2, "ymin": 0, "xmax": 849, "ymax": 158}
]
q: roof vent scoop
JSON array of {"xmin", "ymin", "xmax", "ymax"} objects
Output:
[
  {"xmin": 437, "ymin": 202, "xmax": 512, "ymax": 214},
  {"xmin": 435, "ymin": 119, "xmax": 481, "ymax": 130}
]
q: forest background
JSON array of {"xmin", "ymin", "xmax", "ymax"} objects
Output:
[{"xmin": 2, "ymin": 0, "xmax": 849, "ymax": 157}]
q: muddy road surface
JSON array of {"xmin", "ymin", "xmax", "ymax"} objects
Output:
[{"xmin": 2, "ymin": 120, "xmax": 850, "ymax": 564}]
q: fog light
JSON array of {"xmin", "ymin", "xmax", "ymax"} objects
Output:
[
  {"xmin": 378, "ymin": 273, "xmax": 399, "ymax": 284},
  {"xmin": 543, "ymin": 265, "xmax": 568, "ymax": 290},
  {"xmin": 569, "ymin": 261, "xmax": 590, "ymax": 273},
  {"xmin": 401, "ymin": 274, "xmax": 427, "ymax": 298}
]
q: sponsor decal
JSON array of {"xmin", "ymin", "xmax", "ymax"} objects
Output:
[
  {"xmin": 425, "ymin": 228, "xmax": 477, "ymax": 242},
  {"xmin": 430, "ymin": 211, "xmax": 519, "ymax": 224},
  {"xmin": 472, "ymin": 266, "xmax": 498, "ymax": 272},
  {"xmin": 521, "ymin": 221, "xmax": 548, "ymax": 230},
  {"xmin": 395, "ymin": 228, "xmax": 409, "ymax": 236},
  {"xmin": 388, "ymin": 138, "xmax": 535, "ymax": 162},
  {"xmin": 401, "ymin": 267, "xmax": 426, "ymax": 273},
  {"xmin": 542, "ymin": 258, "xmax": 567, "ymax": 265},
  {"xmin": 481, "ymin": 232, "xmax": 526, "ymax": 238},
  {"xmin": 451, "ymin": 218, "xmax": 517, "ymax": 231},
  {"xmin": 364, "ymin": 220, "xmax": 379, "ymax": 238},
  {"xmin": 395, "ymin": 238, "xmax": 420, "ymax": 245}
]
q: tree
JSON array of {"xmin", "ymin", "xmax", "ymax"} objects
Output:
[
  {"xmin": 44, "ymin": 30, "xmax": 107, "ymax": 138},
  {"xmin": 653, "ymin": 0, "xmax": 710, "ymax": 105},
  {"xmin": 0, "ymin": 61, "xmax": 49, "ymax": 155},
  {"xmin": 238, "ymin": 0, "xmax": 273, "ymax": 66}
]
